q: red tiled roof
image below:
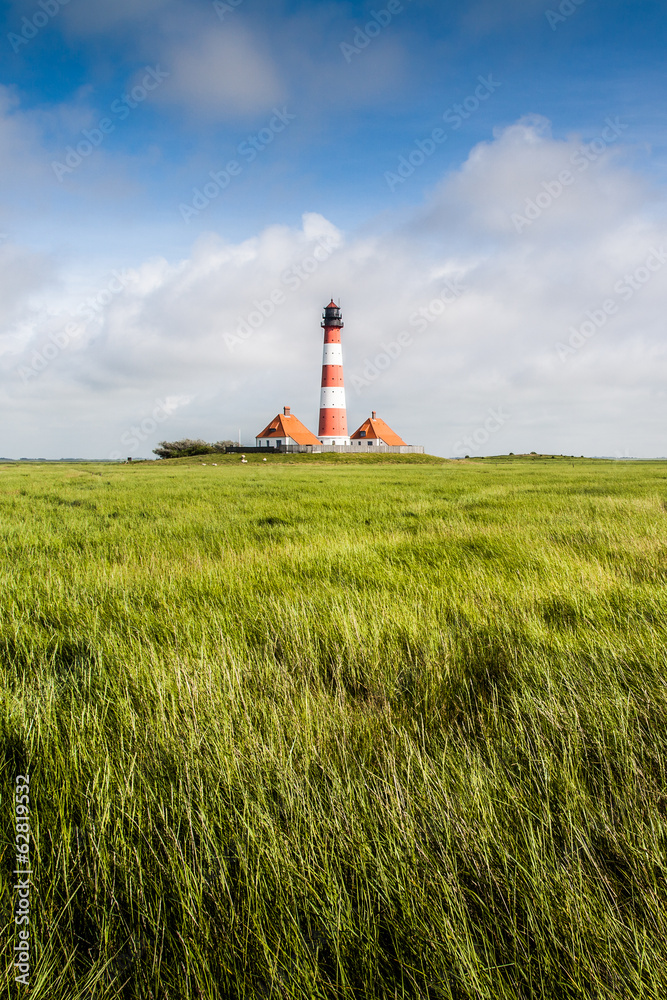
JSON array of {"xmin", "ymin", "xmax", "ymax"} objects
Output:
[
  {"xmin": 256, "ymin": 412, "xmax": 320, "ymax": 446},
  {"xmin": 350, "ymin": 415, "xmax": 407, "ymax": 446}
]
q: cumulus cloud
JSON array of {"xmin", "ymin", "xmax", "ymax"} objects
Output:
[
  {"xmin": 419, "ymin": 115, "xmax": 646, "ymax": 241},
  {"xmin": 0, "ymin": 242, "xmax": 57, "ymax": 348},
  {"xmin": 31, "ymin": 0, "xmax": 286, "ymax": 122},
  {"xmin": 3, "ymin": 117, "xmax": 667, "ymax": 458},
  {"xmin": 157, "ymin": 26, "xmax": 286, "ymax": 119}
]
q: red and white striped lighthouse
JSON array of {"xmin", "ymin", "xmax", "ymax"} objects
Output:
[{"xmin": 318, "ymin": 299, "xmax": 350, "ymax": 445}]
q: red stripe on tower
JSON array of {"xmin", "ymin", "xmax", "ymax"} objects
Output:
[{"xmin": 318, "ymin": 300, "xmax": 349, "ymax": 445}]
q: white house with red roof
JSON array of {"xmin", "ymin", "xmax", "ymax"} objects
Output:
[
  {"xmin": 255, "ymin": 407, "xmax": 321, "ymax": 448},
  {"xmin": 350, "ymin": 412, "xmax": 407, "ymax": 448}
]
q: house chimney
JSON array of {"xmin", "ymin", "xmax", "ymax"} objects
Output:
[
  {"xmin": 372, "ymin": 411, "xmax": 376, "ymax": 419},
  {"xmin": 284, "ymin": 406, "xmax": 291, "ymax": 416}
]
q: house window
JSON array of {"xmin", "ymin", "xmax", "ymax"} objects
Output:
[{"xmin": 360, "ymin": 431, "xmax": 366, "ymax": 438}]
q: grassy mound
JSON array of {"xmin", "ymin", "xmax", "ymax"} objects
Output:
[{"xmin": 149, "ymin": 450, "xmax": 445, "ymax": 466}]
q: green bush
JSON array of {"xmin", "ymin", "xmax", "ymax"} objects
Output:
[{"xmin": 153, "ymin": 438, "xmax": 235, "ymax": 459}]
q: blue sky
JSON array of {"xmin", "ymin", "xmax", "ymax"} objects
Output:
[{"xmin": 1, "ymin": 0, "xmax": 667, "ymax": 457}]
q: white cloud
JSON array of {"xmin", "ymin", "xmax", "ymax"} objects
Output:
[
  {"xmin": 0, "ymin": 242, "xmax": 57, "ymax": 349},
  {"xmin": 157, "ymin": 25, "xmax": 285, "ymax": 118},
  {"xmin": 3, "ymin": 117, "xmax": 667, "ymax": 458},
  {"xmin": 421, "ymin": 114, "xmax": 648, "ymax": 241}
]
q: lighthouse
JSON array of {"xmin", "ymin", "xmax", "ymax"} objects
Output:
[{"xmin": 318, "ymin": 300, "xmax": 350, "ymax": 445}]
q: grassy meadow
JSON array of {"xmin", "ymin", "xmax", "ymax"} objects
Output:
[{"xmin": 2, "ymin": 455, "xmax": 667, "ymax": 999}]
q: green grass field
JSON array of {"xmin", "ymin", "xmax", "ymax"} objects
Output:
[{"xmin": 2, "ymin": 456, "xmax": 667, "ymax": 999}]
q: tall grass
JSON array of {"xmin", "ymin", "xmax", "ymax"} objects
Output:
[{"xmin": 1, "ymin": 457, "xmax": 667, "ymax": 998}]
